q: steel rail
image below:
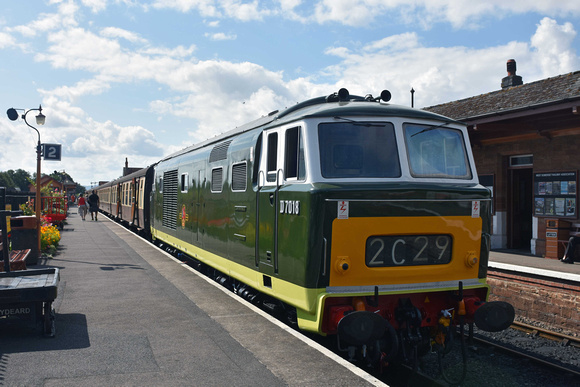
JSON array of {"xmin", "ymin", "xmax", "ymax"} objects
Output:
[
  {"xmin": 510, "ymin": 321, "xmax": 580, "ymax": 349},
  {"xmin": 472, "ymin": 334, "xmax": 580, "ymax": 379}
]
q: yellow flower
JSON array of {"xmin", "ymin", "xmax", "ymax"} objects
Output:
[{"xmin": 40, "ymin": 224, "xmax": 61, "ymax": 252}]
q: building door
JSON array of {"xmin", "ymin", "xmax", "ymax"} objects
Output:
[{"xmin": 508, "ymin": 156, "xmax": 533, "ymax": 250}]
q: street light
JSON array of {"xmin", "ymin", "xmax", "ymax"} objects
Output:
[{"xmin": 6, "ymin": 105, "xmax": 46, "ymax": 260}]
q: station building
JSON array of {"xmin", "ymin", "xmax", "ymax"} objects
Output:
[{"xmin": 424, "ymin": 60, "xmax": 580, "ymax": 258}]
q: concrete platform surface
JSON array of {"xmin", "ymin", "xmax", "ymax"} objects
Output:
[
  {"xmin": 0, "ymin": 210, "xmax": 383, "ymax": 387},
  {"xmin": 489, "ymin": 249, "xmax": 580, "ymax": 282}
]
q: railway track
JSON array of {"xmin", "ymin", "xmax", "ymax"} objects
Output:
[
  {"xmin": 472, "ymin": 322, "xmax": 580, "ymax": 379},
  {"xmin": 510, "ymin": 321, "xmax": 580, "ymax": 348}
]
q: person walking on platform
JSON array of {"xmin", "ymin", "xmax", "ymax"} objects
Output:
[
  {"xmin": 561, "ymin": 236, "xmax": 579, "ymax": 264},
  {"xmin": 88, "ymin": 190, "xmax": 100, "ymax": 221},
  {"xmin": 77, "ymin": 194, "xmax": 88, "ymax": 221}
]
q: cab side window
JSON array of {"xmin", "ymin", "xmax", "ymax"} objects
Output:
[
  {"xmin": 285, "ymin": 126, "xmax": 305, "ymax": 180},
  {"xmin": 266, "ymin": 132, "xmax": 278, "ymax": 182}
]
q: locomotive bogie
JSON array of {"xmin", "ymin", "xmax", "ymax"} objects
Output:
[{"xmin": 321, "ymin": 286, "xmax": 489, "ymax": 335}]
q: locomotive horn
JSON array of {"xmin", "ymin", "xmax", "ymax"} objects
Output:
[
  {"xmin": 380, "ymin": 90, "xmax": 391, "ymax": 102},
  {"xmin": 326, "ymin": 88, "xmax": 350, "ymax": 102}
]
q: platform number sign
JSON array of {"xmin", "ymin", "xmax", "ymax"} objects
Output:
[{"xmin": 43, "ymin": 143, "xmax": 62, "ymax": 161}]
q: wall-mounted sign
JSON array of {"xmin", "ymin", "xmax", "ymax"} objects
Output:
[{"xmin": 534, "ymin": 171, "xmax": 577, "ymax": 217}]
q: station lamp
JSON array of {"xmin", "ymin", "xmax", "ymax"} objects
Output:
[{"xmin": 6, "ymin": 105, "xmax": 46, "ymax": 259}]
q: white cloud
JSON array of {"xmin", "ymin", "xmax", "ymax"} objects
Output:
[
  {"xmin": 2, "ymin": 0, "xmax": 580, "ymax": 187},
  {"xmin": 140, "ymin": 45, "xmax": 196, "ymax": 58},
  {"xmin": 81, "ymin": 0, "xmax": 108, "ymax": 13},
  {"xmin": 100, "ymin": 27, "xmax": 148, "ymax": 44},
  {"xmin": 204, "ymin": 32, "xmax": 237, "ymax": 41},
  {"xmin": 9, "ymin": 0, "xmax": 79, "ymax": 38},
  {"xmin": 531, "ymin": 17, "xmax": 579, "ymax": 76},
  {"xmin": 0, "ymin": 32, "xmax": 16, "ymax": 48},
  {"xmin": 221, "ymin": 0, "xmax": 272, "ymax": 21},
  {"xmin": 150, "ymin": 0, "xmax": 580, "ymax": 28},
  {"xmin": 40, "ymin": 78, "xmax": 112, "ymax": 102},
  {"xmin": 151, "ymin": 0, "xmax": 222, "ymax": 16},
  {"xmin": 322, "ymin": 26, "xmax": 569, "ymax": 108}
]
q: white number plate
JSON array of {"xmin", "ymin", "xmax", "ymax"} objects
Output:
[{"xmin": 365, "ymin": 235, "xmax": 452, "ymax": 267}]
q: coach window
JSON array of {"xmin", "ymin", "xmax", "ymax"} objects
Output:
[
  {"xmin": 285, "ymin": 126, "xmax": 305, "ymax": 180},
  {"xmin": 130, "ymin": 182, "xmax": 134, "ymax": 205},
  {"xmin": 181, "ymin": 173, "xmax": 189, "ymax": 193},
  {"xmin": 158, "ymin": 177, "xmax": 163, "ymax": 193},
  {"xmin": 139, "ymin": 179, "xmax": 145, "ymax": 208},
  {"xmin": 266, "ymin": 132, "xmax": 278, "ymax": 182},
  {"xmin": 211, "ymin": 167, "xmax": 223, "ymax": 193}
]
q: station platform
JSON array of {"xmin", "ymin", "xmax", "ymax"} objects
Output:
[
  {"xmin": 489, "ymin": 249, "xmax": 580, "ymax": 282},
  {"xmin": 0, "ymin": 209, "xmax": 383, "ymax": 386}
]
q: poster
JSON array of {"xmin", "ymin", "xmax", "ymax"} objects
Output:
[{"xmin": 534, "ymin": 171, "xmax": 577, "ymax": 217}]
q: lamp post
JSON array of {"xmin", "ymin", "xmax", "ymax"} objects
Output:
[{"xmin": 7, "ymin": 105, "xmax": 46, "ymax": 259}]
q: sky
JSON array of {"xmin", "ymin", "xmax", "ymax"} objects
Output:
[{"xmin": 1, "ymin": 0, "xmax": 580, "ymax": 188}]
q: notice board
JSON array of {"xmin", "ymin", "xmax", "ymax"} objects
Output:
[{"xmin": 534, "ymin": 171, "xmax": 577, "ymax": 217}]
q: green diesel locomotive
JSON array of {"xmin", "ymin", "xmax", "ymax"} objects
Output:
[{"xmin": 98, "ymin": 89, "xmax": 514, "ymax": 373}]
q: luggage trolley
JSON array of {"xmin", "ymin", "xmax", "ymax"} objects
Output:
[
  {"xmin": 42, "ymin": 196, "xmax": 68, "ymax": 230},
  {"xmin": 1, "ymin": 208, "xmax": 59, "ymax": 337}
]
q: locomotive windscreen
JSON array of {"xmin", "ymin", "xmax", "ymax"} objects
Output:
[
  {"xmin": 404, "ymin": 124, "xmax": 472, "ymax": 179},
  {"xmin": 318, "ymin": 122, "xmax": 401, "ymax": 178}
]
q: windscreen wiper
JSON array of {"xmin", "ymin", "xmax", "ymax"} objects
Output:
[
  {"xmin": 410, "ymin": 121, "xmax": 454, "ymax": 137},
  {"xmin": 333, "ymin": 116, "xmax": 386, "ymax": 127}
]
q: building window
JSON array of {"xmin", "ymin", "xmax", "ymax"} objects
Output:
[{"xmin": 510, "ymin": 154, "xmax": 533, "ymax": 167}]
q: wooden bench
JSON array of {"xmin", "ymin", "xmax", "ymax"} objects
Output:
[{"xmin": 0, "ymin": 234, "xmax": 30, "ymax": 272}]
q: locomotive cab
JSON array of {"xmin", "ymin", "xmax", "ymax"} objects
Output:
[{"xmin": 254, "ymin": 91, "xmax": 514, "ymax": 370}]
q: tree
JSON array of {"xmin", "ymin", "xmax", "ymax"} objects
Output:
[
  {"xmin": 50, "ymin": 170, "xmax": 74, "ymax": 183},
  {"xmin": 7, "ymin": 169, "xmax": 32, "ymax": 192},
  {"xmin": 0, "ymin": 171, "xmax": 16, "ymax": 189}
]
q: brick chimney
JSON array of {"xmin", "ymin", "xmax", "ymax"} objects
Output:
[{"xmin": 501, "ymin": 59, "xmax": 523, "ymax": 88}]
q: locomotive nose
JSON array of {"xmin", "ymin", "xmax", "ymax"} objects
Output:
[{"xmin": 473, "ymin": 301, "xmax": 515, "ymax": 332}]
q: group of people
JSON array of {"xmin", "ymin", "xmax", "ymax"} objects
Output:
[{"xmin": 77, "ymin": 190, "xmax": 100, "ymax": 221}]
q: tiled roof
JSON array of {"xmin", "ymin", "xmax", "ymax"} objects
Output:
[{"xmin": 423, "ymin": 71, "xmax": 580, "ymax": 120}]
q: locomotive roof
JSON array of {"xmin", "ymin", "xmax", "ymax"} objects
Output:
[{"xmin": 159, "ymin": 92, "xmax": 460, "ymax": 162}]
